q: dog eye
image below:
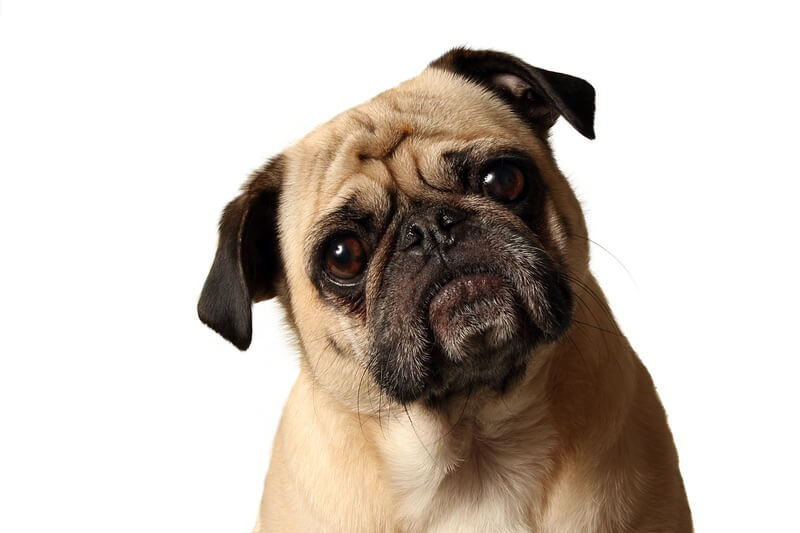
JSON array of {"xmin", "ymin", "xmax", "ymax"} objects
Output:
[
  {"xmin": 324, "ymin": 234, "xmax": 368, "ymax": 282},
  {"xmin": 482, "ymin": 163, "xmax": 526, "ymax": 202}
]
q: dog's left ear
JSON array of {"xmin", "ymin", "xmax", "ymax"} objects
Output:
[
  {"xmin": 197, "ymin": 155, "xmax": 285, "ymax": 351},
  {"xmin": 430, "ymin": 47, "xmax": 595, "ymax": 139}
]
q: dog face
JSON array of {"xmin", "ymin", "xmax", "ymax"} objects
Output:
[{"xmin": 198, "ymin": 48, "xmax": 595, "ymax": 410}]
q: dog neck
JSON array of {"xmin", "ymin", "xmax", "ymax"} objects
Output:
[
  {"xmin": 281, "ymin": 275, "xmax": 639, "ymax": 531},
  {"xmin": 364, "ymin": 276, "xmax": 638, "ymax": 531},
  {"xmin": 371, "ymin": 358, "xmax": 556, "ymax": 532}
]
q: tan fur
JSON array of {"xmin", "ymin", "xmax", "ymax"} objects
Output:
[{"xmin": 252, "ymin": 68, "xmax": 691, "ymax": 532}]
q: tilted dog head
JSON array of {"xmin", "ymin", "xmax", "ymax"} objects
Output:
[{"xmin": 198, "ymin": 48, "xmax": 594, "ymax": 408}]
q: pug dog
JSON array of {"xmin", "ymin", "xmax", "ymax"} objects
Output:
[{"xmin": 198, "ymin": 48, "xmax": 692, "ymax": 532}]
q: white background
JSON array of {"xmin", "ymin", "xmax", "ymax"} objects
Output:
[{"xmin": 1, "ymin": 1, "xmax": 798, "ymax": 531}]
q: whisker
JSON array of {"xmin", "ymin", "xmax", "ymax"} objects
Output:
[
  {"xmin": 309, "ymin": 341, "xmax": 335, "ymax": 422},
  {"xmin": 377, "ymin": 364, "xmax": 385, "ymax": 436},
  {"xmin": 572, "ymin": 319, "xmax": 624, "ymax": 338},
  {"xmin": 563, "ymin": 273, "xmax": 622, "ymax": 336},
  {"xmin": 572, "ymin": 233, "xmax": 637, "ymax": 286},
  {"xmin": 305, "ymin": 324, "xmax": 361, "ymax": 346},
  {"xmin": 569, "ymin": 291, "xmax": 626, "ymax": 382},
  {"xmin": 313, "ymin": 337, "xmax": 349, "ymax": 385},
  {"xmin": 403, "ymin": 403, "xmax": 435, "ymax": 462},
  {"xmin": 563, "ymin": 272, "xmax": 614, "ymax": 315},
  {"xmin": 499, "ymin": 393, "xmax": 515, "ymax": 417},
  {"xmin": 433, "ymin": 387, "xmax": 473, "ymax": 444},
  {"xmin": 566, "ymin": 331, "xmax": 597, "ymax": 389},
  {"xmin": 356, "ymin": 364, "xmax": 370, "ymax": 436},
  {"xmin": 572, "ymin": 289, "xmax": 614, "ymax": 364}
]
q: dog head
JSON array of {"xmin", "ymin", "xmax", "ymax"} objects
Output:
[{"xmin": 198, "ymin": 48, "xmax": 594, "ymax": 408}]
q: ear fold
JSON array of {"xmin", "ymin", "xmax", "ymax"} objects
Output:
[
  {"xmin": 430, "ymin": 47, "xmax": 596, "ymax": 139},
  {"xmin": 197, "ymin": 155, "xmax": 285, "ymax": 350}
]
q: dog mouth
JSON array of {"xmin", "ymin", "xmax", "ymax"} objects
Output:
[
  {"xmin": 417, "ymin": 269, "xmax": 530, "ymax": 397},
  {"xmin": 427, "ymin": 272, "xmax": 520, "ymax": 356},
  {"xmin": 428, "ymin": 273, "xmax": 506, "ymax": 322},
  {"xmin": 368, "ymin": 235, "xmax": 574, "ymax": 405}
]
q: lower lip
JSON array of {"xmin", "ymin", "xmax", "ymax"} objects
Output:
[{"xmin": 428, "ymin": 273, "xmax": 505, "ymax": 321}]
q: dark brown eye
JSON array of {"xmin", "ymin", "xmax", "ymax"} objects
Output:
[
  {"xmin": 482, "ymin": 163, "xmax": 526, "ymax": 202},
  {"xmin": 324, "ymin": 234, "xmax": 368, "ymax": 282}
]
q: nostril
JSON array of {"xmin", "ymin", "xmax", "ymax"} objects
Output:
[
  {"xmin": 438, "ymin": 208, "xmax": 465, "ymax": 229},
  {"xmin": 400, "ymin": 224, "xmax": 424, "ymax": 250}
]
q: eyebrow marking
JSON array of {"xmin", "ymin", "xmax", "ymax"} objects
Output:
[
  {"xmin": 442, "ymin": 148, "xmax": 475, "ymax": 184},
  {"xmin": 412, "ymin": 151, "xmax": 451, "ymax": 193}
]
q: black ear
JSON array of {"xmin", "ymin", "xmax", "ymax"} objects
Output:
[
  {"xmin": 430, "ymin": 47, "xmax": 595, "ymax": 139},
  {"xmin": 197, "ymin": 155, "xmax": 285, "ymax": 350}
]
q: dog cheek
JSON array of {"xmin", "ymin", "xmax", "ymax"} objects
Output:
[
  {"xmin": 493, "ymin": 232, "xmax": 573, "ymax": 340},
  {"xmin": 518, "ymin": 266, "xmax": 574, "ymax": 340},
  {"xmin": 368, "ymin": 337, "xmax": 431, "ymax": 404},
  {"xmin": 367, "ymin": 285, "xmax": 433, "ymax": 404}
]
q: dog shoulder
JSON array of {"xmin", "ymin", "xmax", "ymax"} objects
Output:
[{"xmin": 256, "ymin": 370, "xmax": 395, "ymax": 532}]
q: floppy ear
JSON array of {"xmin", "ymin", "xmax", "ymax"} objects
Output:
[
  {"xmin": 197, "ymin": 155, "xmax": 285, "ymax": 350},
  {"xmin": 430, "ymin": 47, "xmax": 596, "ymax": 139}
]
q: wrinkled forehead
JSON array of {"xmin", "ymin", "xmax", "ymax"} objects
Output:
[{"xmin": 280, "ymin": 68, "xmax": 545, "ymax": 235}]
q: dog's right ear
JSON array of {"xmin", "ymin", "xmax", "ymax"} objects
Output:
[{"xmin": 197, "ymin": 155, "xmax": 285, "ymax": 350}]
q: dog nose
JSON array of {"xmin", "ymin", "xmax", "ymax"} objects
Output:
[{"xmin": 398, "ymin": 206, "xmax": 467, "ymax": 253}]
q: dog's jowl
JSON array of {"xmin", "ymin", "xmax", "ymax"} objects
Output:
[{"xmin": 198, "ymin": 48, "xmax": 692, "ymax": 532}]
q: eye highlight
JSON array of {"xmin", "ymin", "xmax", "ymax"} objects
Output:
[
  {"xmin": 323, "ymin": 234, "xmax": 368, "ymax": 283},
  {"xmin": 482, "ymin": 162, "xmax": 526, "ymax": 202}
]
